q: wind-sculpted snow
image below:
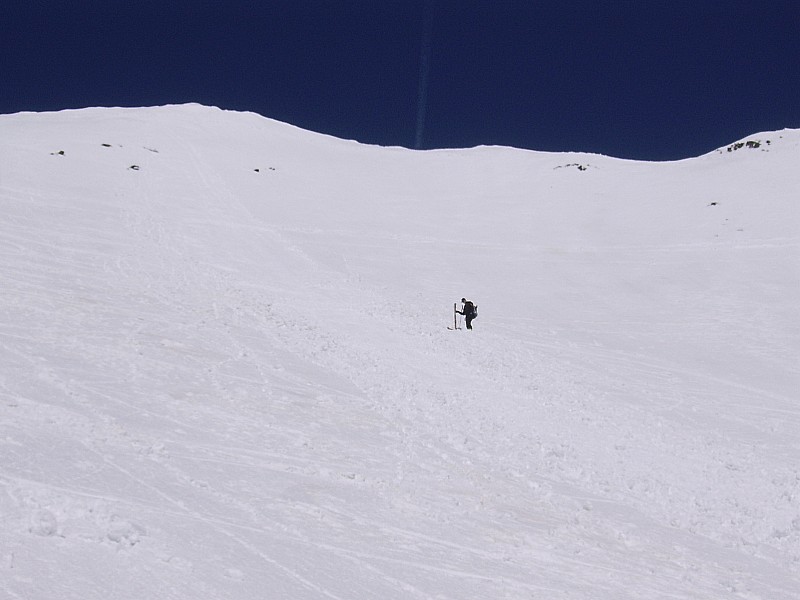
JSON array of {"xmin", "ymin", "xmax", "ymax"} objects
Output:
[{"xmin": 1, "ymin": 104, "xmax": 798, "ymax": 599}]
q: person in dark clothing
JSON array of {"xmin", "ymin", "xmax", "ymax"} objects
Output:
[{"xmin": 457, "ymin": 297, "xmax": 477, "ymax": 330}]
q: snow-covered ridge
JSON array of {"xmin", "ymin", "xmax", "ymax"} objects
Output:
[{"xmin": 1, "ymin": 105, "xmax": 798, "ymax": 599}]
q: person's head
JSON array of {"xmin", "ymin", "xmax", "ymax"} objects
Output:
[{"xmin": 461, "ymin": 298, "xmax": 466, "ymax": 303}]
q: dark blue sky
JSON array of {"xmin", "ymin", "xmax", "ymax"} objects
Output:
[{"xmin": 3, "ymin": 1, "xmax": 799, "ymax": 160}]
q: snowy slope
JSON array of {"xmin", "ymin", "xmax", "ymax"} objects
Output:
[{"xmin": 1, "ymin": 104, "xmax": 798, "ymax": 599}]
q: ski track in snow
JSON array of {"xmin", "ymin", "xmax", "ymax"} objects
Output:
[{"xmin": 1, "ymin": 105, "xmax": 799, "ymax": 599}]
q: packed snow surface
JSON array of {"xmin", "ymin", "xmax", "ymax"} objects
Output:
[{"xmin": 1, "ymin": 104, "xmax": 798, "ymax": 599}]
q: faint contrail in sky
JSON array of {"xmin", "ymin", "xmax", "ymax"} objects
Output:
[{"xmin": 415, "ymin": 0, "xmax": 435, "ymax": 149}]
